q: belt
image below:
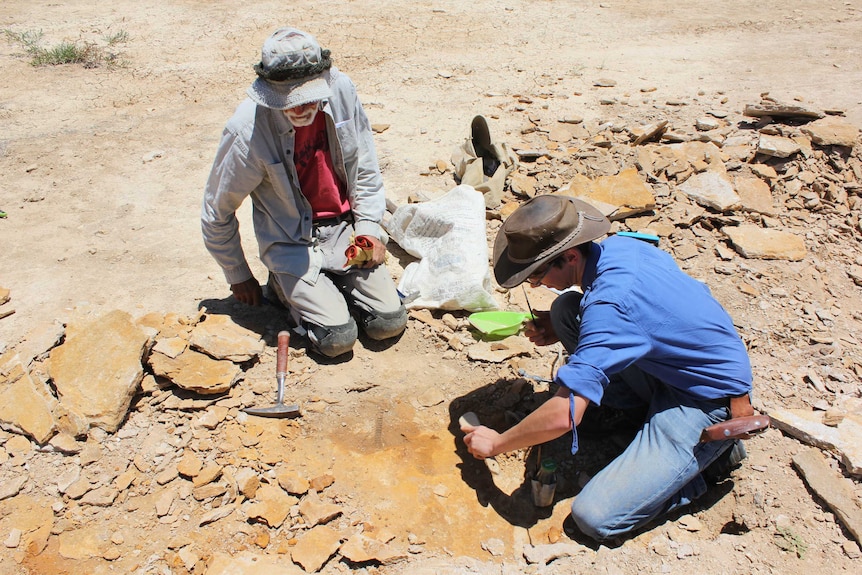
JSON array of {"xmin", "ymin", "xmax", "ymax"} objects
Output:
[
  {"xmin": 700, "ymin": 393, "xmax": 771, "ymax": 442},
  {"xmin": 313, "ymin": 213, "xmax": 354, "ymax": 227}
]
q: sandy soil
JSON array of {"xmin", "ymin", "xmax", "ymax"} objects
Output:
[{"xmin": 1, "ymin": 1, "xmax": 862, "ymax": 574}]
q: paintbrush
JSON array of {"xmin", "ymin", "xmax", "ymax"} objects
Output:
[{"xmin": 522, "ymin": 284, "xmax": 535, "ymax": 318}]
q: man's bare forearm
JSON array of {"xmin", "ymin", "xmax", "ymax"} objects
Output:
[{"xmin": 493, "ymin": 389, "xmax": 586, "ymax": 455}]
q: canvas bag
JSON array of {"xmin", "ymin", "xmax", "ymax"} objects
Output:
[
  {"xmin": 451, "ymin": 115, "xmax": 519, "ymax": 209},
  {"xmin": 386, "ymin": 185, "xmax": 499, "ymax": 312}
]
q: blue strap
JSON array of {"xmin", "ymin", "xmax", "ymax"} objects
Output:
[{"xmin": 569, "ymin": 392, "xmax": 580, "ymax": 455}]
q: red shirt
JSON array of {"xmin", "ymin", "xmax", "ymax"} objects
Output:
[{"xmin": 293, "ymin": 112, "xmax": 350, "ymax": 220}]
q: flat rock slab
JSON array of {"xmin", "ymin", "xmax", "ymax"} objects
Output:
[
  {"xmin": 298, "ymin": 491, "xmax": 343, "ymax": 527},
  {"xmin": 801, "ymin": 117, "xmax": 860, "ymax": 148},
  {"xmin": 57, "ymin": 525, "xmax": 113, "ymax": 559},
  {"xmin": 205, "ymin": 551, "xmax": 304, "ymax": 575},
  {"xmin": 792, "ymin": 448, "xmax": 862, "ymax": 545},
  {"xmin": 771, "ymin": 408, "xmax": 862, "ymax": 475},
  {"xmin": 734, "ymin": 175, "xmax": 778, "ymax": 216},
  {"xmin": 148, "ymin": 348, "xmax": 241, "ymax": 395},
  {"xmin": 0, "ymin": 368, "xmax": 58, "ymax": 443},
  {"xmin": 47, "ymin": 310, "xmax": 151, "ymax": 433},
  {"xmin": 678, "ymin": 171, "xmax": 739, "ymax": 212},
  {"xmin": 722, "ymin": 225, "xmax": 806, "ymax": 261},
  {"xmin": 189, "ymin": 314, "xmax": 265, "ymax": 362},
  {"xmin": 743, "ymin": 103, "xmax": 824, "ymax": 120},
  {"xmin": 340, "ymin": 533, "xmax": 407, "ymax": 565},
  {"xmin": 245, "ymin": 484, "xmax": 297, "ymax": 528},
  {"xmin": 467, "ymin": 337, "xmax": 534, "ymax": 363},
  {"xmin": 560, "ymin": 168, "xmax": 656, "ymax": 220},
  {"xmin": 290, "ymin": 525, "xmax": 342, "ymax": 573},
  {"xmin": 757, "ymin": 134, "xmax": 801, "ymax": 158}
]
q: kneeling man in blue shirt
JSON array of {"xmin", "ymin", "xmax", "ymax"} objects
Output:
[{"xmin": 462, "ymin": 194, "xmax": 754, "ymax": 542}]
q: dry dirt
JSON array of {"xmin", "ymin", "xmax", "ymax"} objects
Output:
[{"xmin": 2, "ymin": 1, "xmax": 862, "ymax": 574}]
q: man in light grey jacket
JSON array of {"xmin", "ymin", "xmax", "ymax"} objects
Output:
[{"xmin": 202, "ymin": 27, "xmax": 406, "ymax": 358}]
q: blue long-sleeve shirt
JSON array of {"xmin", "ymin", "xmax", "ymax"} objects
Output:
[{"xmin": 556, "ymin": 235, "xmax": 752, "ymax": 438}]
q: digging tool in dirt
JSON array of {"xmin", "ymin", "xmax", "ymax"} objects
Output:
[{"xmin": 243, "ymin": 330, "xmax": 301, "ymax": 418}]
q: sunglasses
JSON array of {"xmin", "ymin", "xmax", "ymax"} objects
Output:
[{"xmin": 527, "ymin": 257, "xmax": 559, "ymax": 286}]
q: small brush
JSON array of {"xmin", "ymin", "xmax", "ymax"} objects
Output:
[{"xmin": 522, "ymin": 284, "xmax": 534, "ymax": 318}]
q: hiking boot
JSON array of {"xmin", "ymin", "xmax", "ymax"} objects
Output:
[{"xmin": 703, "ymin": 440, "xmax": 747, "ymax": 484}]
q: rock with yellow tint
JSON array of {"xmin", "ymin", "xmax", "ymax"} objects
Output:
[
  {"xmin": 499, "ymin": 200, "xmax": 521, "ymax": 219},
  {"xmin": 48, "ymin": 432, "xmax": 82, "ymax": 454},
  {"xmin": 148, "ymin": 348, "xmax": 240, "ymax": 395},
  {"xmin": 189, "ymin": 314, "xmax": 265, "ymax": 362},
  {"xmin": 245, "ymin": 484, "xmax": 296, "ymax": 528},
  {"xmin": 467, "ymin": 337, "xmax": 533, "ymax": 363},
  {"xmin": 194, "ymin": 406, "xmax": 229, "ymax": 430},
  {"xmin": 523, "ymin": 542, "xmax": 585, "ymax": 565},
  {"xmin": 254, "ymin": 528, "xmax": 270, "ymax": 549},
  {"xmin": 309, "ymin": 474, "xmax": 335, "ymax": 492},
  {"xmin": 735, "ymin": 175, "xmax": 777, "ymax": 216},
  {"xmin": 235, "ymin": 468, "xmax": 261, "ymax": 499},
  {"xmin": 152, "ymin": 336, "xmax": 187, "ymax": 359},
  {"xmin": 277, "ymin": 469, "xmax": 309, "ymax": 496},
  {"xmin": 192, "ymin": 483, "xmax": 227, "ymax": 501},
  {"xmin": 192, "ymin": 463, "xmax": 223, "ymax": 487},
  {"xmin": 723, "ymin": 225, "xmax": 806, "ymax": 261},
  {"xmin": 298, "ymin": 491, "xmax": 343, "ymax": 527},
  {"xmin": 750, "ymin": 163, "xmax": 777, "ymax": 180},
  {"xmin": 757, "ymin": 134, "xmax": 801, "ymax": 158},
  {"xmin": 0, "ymin": 367, "xmax": 58, "ymax": 444},
  {"xmin": 509, "ymin": 172, "xmax": 536, "ymax": 198},
  {"xmin": 205, "ymin": 551, "xmax": 303, "ymax": 574},
  {"xmin": 4, "ymin": 433, "xmax": 32, "ymax": 456},
  {"xmin": 176, "ymin": 450, "xmax": 203, "ymax": 478},
  {"xmin": 58, "ymin": 525, "xmax": 113, "ymax": 559},
  {"xmin": 290, "ymin": 525, "xmax": 342, "ymax": 573},
  {"xmin": 0, "ymin": 475, "xmax": 28, "ymax": 501},
  {"xmin": 558, "ymin": 168, "xmax": 656, "ymax": 220},
  {"xmin": 801, "ymin": 117, "xmax": 859, "ymax": 148},
  {"xmin": 340, "ymin": 533, "xmax": 407, "ymax": 565},
  {"xmin": 198, "ymin": 503, "xmax": 238, "ymax": 527},
  {"xmin": 47, "ymin": 310, "xmax": 151, "ymax": 433},
  {"xmin": 630, "ymin": 120, "xmax": 668, "ymax": 145}
]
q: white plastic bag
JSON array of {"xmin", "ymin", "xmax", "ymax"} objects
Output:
[{"xmin": 386, "ymin": 185, "xmax": 499, "ymax": 311}]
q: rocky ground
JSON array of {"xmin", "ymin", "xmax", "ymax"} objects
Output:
[{"xmin": 1, "ymin": 1, "xmax": 862, "ymax": 575}]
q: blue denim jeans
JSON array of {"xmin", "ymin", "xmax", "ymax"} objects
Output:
[{"xmin": 550, "ymin": 291, "xmax": 737, "ymax": 541}]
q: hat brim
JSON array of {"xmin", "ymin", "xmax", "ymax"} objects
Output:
[
  {"xmin": 247, "ymin": 75, "xmax": 332, "ymax": 110},
  {"xmin": 493, "ymin": 196, "xmax": 610, "ymax": 288}
]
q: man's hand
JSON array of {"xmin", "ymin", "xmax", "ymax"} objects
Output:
[
  {"xmin": 523, "ymin": 310, "xmax": 559, "ymax": 346},
  {"xmin": 461, "ymin": 391, "xmax": 583, "ymax": 462},
  {"xmin": 230, "ymin": 277, "xmax": 262, "ymax": 306},
  {"xmin": 355, "ymin": 235, "xmax": 386, "ymax": 268},
  {"xmin": 461, "ymin": 423, "xmax": 501, "ymax": 460}
]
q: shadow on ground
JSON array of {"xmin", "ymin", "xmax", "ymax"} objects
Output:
[
  {"xmin": 447, "ymin": 377, "xmax": 636, "ymax": 530},
  {"xmin": 448, "ymin": 377, "xmax": 743, "ymax": 546}
]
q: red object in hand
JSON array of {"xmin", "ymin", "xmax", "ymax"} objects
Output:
[{"xmin": 345, "ymin": 235, "xmax": 375, "ymax": 267}]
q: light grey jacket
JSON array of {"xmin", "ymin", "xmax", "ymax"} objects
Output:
[{"xmin": 202, "ymin": 67, "xmax": 386, "ymax": 285}]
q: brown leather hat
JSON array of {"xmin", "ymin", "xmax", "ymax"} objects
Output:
[{"xmin": 493, "ymin": 195, "xmax": 610, "ymax": 288}]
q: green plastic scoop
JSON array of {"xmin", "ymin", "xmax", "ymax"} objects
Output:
[{"xmin": 468, "ymin": 311, "xmax": 535, "ymax": 336}]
